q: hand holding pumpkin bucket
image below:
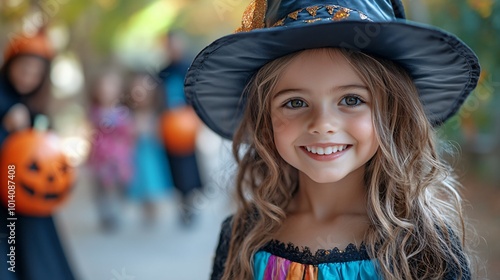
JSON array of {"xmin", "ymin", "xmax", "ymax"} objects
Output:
[{"xmin": 0, "ymin": 126, "xmax": 75, "ymax": 216}]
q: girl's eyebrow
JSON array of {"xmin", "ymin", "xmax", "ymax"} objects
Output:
[
  {"xmin": 272, "ymin": 84, "xmax": 368, "ymax": 99},
  {"xmin": 335, "ymin": 84, "xmax": 369, "ymax": 92},
  {"xmin": 272, "ymin": 88, "xmax": 305, "ymax": 99}
]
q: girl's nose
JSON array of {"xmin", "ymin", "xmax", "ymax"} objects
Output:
[{"xmin": 307, "ymin": 108, "xmax": 337, "ymax": 135}]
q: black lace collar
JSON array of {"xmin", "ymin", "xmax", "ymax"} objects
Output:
[{"xmin": 260, "ymin": 239, "xmax": 372, "ymax": 265}]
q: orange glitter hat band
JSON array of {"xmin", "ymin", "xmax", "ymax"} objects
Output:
[
  {"xmin": 236, "ymin": 0, "xmax": 267, "ymax": 32},
  {"xmin": 235, "ymin": 0, "xmax": 374, "ymax": 33}
]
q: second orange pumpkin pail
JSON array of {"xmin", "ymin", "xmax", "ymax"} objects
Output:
[{"xmin": 159, "ymin": 107, "xmax": 200, "ymax": 156}]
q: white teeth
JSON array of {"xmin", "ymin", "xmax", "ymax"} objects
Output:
[
  {"xmin": 324, "ymin": 147, "xmax": 333, "ymax": 155},
  {"xmin": 305, "ymin": 145, "xmax": 348, "ymax": 155}
]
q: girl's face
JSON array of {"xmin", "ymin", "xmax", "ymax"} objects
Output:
[
  {"xmin": 95, "ymin": 73, "xmax": 122, "ymax": 107},
  {"xmin": 8, "ymin": 56, "xmax": 47, "ymax": 95},
  {"xmin": 270, "ymin": 49, "xmax": 379, "ymax": 184}
]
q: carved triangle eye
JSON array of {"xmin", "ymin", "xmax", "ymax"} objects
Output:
[
  {"xmin": 60, "ymin": 163, "xmax": 69, "ymax": 174},
  {"xmin": 29, "ymin": 161, "xmax": 40, "ymax": 172}
]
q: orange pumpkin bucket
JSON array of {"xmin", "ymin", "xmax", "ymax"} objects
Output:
[
  {"xmin": 159, "ymin": 107, "xmax": 200, "ymax": 156},
  {"xmin": 1, "ymin": 129, "xmax": 75, "ymax": 216}
]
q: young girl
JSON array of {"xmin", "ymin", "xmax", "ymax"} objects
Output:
[
  {"xmin": 184, "ymin": 0, "xmax": 480, "ymax": 279},
  {"xmin": 87, "ymin": 69, "xmax": 135, "ymax": 231},
  {"xmin": 126, "ymin": 72, "xmax": 173, "ymax": 226}
]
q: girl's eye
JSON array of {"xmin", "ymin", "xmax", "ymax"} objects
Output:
[
  {"xmin": 340, "ymin": 96, "xmax": 364, "ymax": 106},
  {"xmin": 284, "ymin": 99, "xmax": 307, "ymax": 108}
]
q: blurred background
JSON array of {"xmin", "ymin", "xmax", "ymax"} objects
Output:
[{"xmin": 0, "ymin": 0, "xmax": 498, "ymax": 279}]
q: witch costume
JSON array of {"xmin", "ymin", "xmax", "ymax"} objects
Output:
[{"xmin": 184, "ymin": 0, "xmax": 479, "ymax": 279}]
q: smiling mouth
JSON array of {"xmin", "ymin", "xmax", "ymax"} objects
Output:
[{"xmin": 302, "ymin": 145, "xmax": 351, "ymax": 155}]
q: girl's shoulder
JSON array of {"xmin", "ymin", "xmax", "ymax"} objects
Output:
[{"xmin": 210, "ymin": 216, "xmax": 233, "ymax": 280}]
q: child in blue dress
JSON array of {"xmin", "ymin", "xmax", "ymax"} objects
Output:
[
  {"xmin": 127, "ymin": 72, "xmax": 173, "ymax": 225},
  {"xmin": 184, "ymin": 0, "xmax": 480, "ymax": 279}
]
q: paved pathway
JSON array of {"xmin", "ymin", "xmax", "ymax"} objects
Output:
[{"xmin": 56, "ymin": 131, "xmax": 235, "ymax": 280}]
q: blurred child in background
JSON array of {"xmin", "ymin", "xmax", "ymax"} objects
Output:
[
  {"xmin": 159, "ymin": 31, "xmax": 204, "ymax": 226},
  {"xmin": 0, "ymin": 33, "xmax": 50, "ymax": 138},
  {"xmin": 0, "ymin": 31, "xmax": 75, "ymax": 280},
  {"xmin": 127, "ymin": 72, "xmax": 173, "ymax": 226},
  {"xmin": 87, "ymin": 69, "xmax": 134, "ymax": 231}
]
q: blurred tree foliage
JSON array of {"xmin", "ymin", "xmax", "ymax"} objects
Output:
[
  {"xmin": 1, "ymin": 0, "xmax": 158, "ymax": 62},
  {"xmin": 0, "ymin": 0, "xmax": 152, "ymax": 51},
  {"xmin": 421, "ymin": 0, "xmax": 499, "ymax": 134},
  {"xmin": 419, "ymin": 0, "xmax": 499, "ymax": 181},
  {"xmin": 0, "ymin": 0, "xmax": 245, "ymax": 68}
]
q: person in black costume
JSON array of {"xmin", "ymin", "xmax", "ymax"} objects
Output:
[
  {"xmin": 0, "ymin": 31, "xmax": 75, "ymax": 280},
  {"xmin": 159, "ymin": 31, "xmax": 203, "ymax": 226}
]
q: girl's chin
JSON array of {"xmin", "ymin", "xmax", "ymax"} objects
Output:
[
  {"xmin": 14, "ymin": 85, "xmax": 38, "ymax": 95},
  {"xmin": 301, "ymin": 171, "xmax": 347, "ymax": 184}
]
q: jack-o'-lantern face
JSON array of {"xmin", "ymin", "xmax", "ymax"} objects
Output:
[
  {"xmin": 1, "ymin": 129, "xmax": 75, "ymax": 216},
  {"xmin": 21, "ymin": 157, "xmax": 72, "ymax": 201}
]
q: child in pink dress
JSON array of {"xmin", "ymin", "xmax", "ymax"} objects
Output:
[{"xmin": 87, "ymin": 70, "xmax": 134, "ymax": 231}]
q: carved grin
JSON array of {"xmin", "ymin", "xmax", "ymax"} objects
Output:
[{"xmin": 21, "ymin": 182, "xmax": 68, "ymax": 200}]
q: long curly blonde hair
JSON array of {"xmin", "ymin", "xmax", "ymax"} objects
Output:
[{"xmin": 222, "ymin": 48, "xmax": 473, "ymax": 279}]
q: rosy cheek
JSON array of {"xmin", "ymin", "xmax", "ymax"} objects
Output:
[
  {"xmin": 359, "ymin": 118, "xmax": 378, "ymax": 150},
  {"xmin": 271, "ymin": 113, "xmax": 289, "ymax": 133},
  {"xmin": 360, "ymin": 123, "xmax": 374, "ymax": 136},
  {"xmin": 356, "ymin": 113, "xmax": 373, "ymax": 130}
]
